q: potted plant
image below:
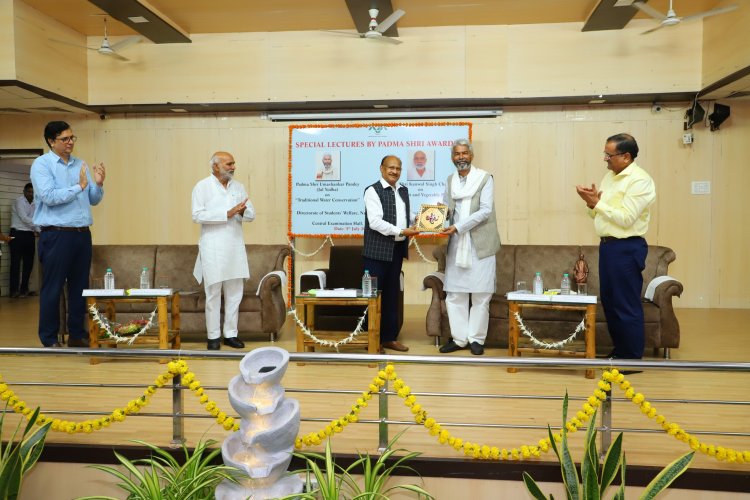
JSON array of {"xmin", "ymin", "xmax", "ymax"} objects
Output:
[
  {"xmin": 0, "ymin": 404, "xmax": 52, "ymax": 500},
  {"xmin": 78, "ymin": 438, "xmax": 242, "ymax": 500},
  {"xmin": 284, "ymin": 430, "xmax": 433, "ymax": 499},
  {"xmin": 523, "ymin": 393, "xmax": 694, "ymax": 499}
]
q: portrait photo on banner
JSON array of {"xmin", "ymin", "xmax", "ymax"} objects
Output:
[
  {"xmin": 314, "ymin": 150, "xmax": 341, "ymax": 181},
  {"xmin": 406, "ymin": 149, "xmax": 435, "ymax": 181}
]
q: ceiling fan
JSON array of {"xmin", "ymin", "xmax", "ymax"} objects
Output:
[
  {"xmin": 324, "ymin": 8, "xmax": 406, "ymax": 44},
  {"xmin": 633, "ymin": 0, "xmax": 738, "ymax": 35},
  {"xmin": 53, "ymin": 17, "xmax": 141, "ymax": 61}
]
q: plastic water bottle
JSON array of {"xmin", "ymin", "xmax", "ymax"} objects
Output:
[
  {"xmin": 533, "ymin": 272, "xmax": 544, "ymax": 295},
  {"xmin": 140, "ymin": 267, "xmax": 151, "ymax": 289},
  {"xmin": 561, "ymin": 273, "xmax": 571, "ymax": 295},
  {"xmin": 104, "ymin": 268, "xmax": 115, "ymax": 290},
  {"xmin": 362, "ymin": 270, "xmax": 372, "ymax": 297}
]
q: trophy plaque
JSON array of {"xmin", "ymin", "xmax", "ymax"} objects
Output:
[{"xmin": 416, "ymin": 204, "xmax": 448, "ymax": 232}]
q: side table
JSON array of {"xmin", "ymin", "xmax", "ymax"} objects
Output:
[
  {"xmin": 84, "ymin": 289, "xmax": 181, "ymax": 364},
  {"xmin": 295, "ymin": 292, "xmax": 381, "ymax": 354},
  {"xmin": 507, "ymin": 292, "xmax": 597, "ymax": 379}
]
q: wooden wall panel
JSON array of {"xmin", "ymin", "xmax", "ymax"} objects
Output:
[
  {"xmin": 702, "ymin": 0, "xmax": 750, "ymax": 87},
  {"xmin": 506, "ymin": 21, "xmax": 702, "ymax": 97},
  {"xmin": 83, "ymin": 22, "xmax": 703, "ymax": 105},
  {"xmin": 0, "ymin": 102, "xmax": 748, "ymax": 308},
  {"xmin": 0, "ymin": 0, "xmax": 15, "ymax": 79},
  {"xmin": 12, "ymin": 0, "xmax": 88, "ymax": 102}
]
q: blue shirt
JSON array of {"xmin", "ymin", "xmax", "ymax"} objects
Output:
[{"xmin": 30, "ymin": 150, "xmax": 104, "ymax": 227}]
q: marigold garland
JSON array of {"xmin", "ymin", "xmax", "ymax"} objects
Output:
[
  {"xmin": 2, "ymin": 361, "xmax": 749, "ymax": 464},
  {"xmin": 0, "ymin": 361, "xmax": 238, "ymax": 434},
  {"xmin": 294, "ymin": 365, "xmax": 750, "ymax": 464}
]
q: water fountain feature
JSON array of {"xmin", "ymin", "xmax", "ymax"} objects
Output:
[{"xmin": 216, "ymin": 347, "xmax": 303, "ymax": 499}]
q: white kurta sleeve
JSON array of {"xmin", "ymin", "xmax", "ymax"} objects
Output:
[{"xmin": 192, "ymin": 180, "xmax": 229, "ymax": 224}]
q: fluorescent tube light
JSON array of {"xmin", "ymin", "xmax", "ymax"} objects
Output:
[{"xmin": 263, "ymin": 110, "xmax": 502, "ymax": 122}]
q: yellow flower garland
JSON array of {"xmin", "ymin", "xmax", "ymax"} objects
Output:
[
  {"xmin": 1, "ymin": 363, "xmax": 749, "ymax": 464},
  {"xmin": 0, "ymin": 361, "xmax": 239, "ymax": 434},
  {"xmin": 295, "ymin": 365, "xmax": 750, "ymax": 464}
]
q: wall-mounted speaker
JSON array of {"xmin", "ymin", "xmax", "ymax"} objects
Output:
[
  {"xmin": 709, "ymin": 103, "xmax": 730, "ymax": 131},
  {"xmin": 685, "ymin": 100, "xmax": 705, "ymax": 129}
]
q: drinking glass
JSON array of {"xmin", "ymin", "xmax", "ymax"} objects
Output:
[
  {"xmin": 156, "ymin": 275, "xmax": 171, "ymax": 289},
  {"xmin": 90, "ymin": 278, "xmax": 104, "ymax": 290},
  {"xmin": 370, "ymin": 276, "xmax": 378, "ymax": 295},
  {"xmin": 516, "ymin": 280, "xmax": 528, "ymax": 293},
  {"xmin": 577, "ymin": 283, "xmax": 588, "ymax": 295}
]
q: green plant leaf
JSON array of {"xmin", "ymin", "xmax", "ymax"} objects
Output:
[
  {"xmin": 599, "ymin": 433, "xmax": 623, "ymax": 496},
  {"xmin": 638, "ymin": 451, "xmax": 694, "ymax": 500},
  {"xmin": 558, "ymin": 393, "xmax": 580, "ymax": 500},
  {"xmin": 523, "ymin": 471, "xmax": 550, "ymax": 500},
  {"xmin": 581, "ymin": 407, "xmax": 599, "ymax": 500}
]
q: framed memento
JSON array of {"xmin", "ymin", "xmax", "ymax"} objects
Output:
[{"xmin": 416, "ymin": 204, "xmax": 448, "ymax": 232}]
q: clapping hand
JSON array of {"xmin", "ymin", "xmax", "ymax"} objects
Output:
[
  {"xmin": 79, "ymin": 164, "xmax": 89, "ymax": 190},
  {"xmin": 92, "ymin": 162, "xmax": 106, "ymax": 186},
  {"xmin": 575, "ymin": 183, "xmax": 600, "ymax": 209},
  {"xmin": 228, "ymin": 198, "xmax": 248, "ymax": 218}
]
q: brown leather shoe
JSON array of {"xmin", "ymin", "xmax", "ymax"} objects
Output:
[
  {"xmin": 382, "ymin": 341, "xmax": 409, "ymax": 352},
  {"xmin": 67, "ymin": 337, "xmax": 89, "ymax": 348}
]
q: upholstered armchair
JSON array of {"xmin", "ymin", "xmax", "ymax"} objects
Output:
[{"xmin": 299, "ymin": 245, "xmax": 404, "ymax": 333}]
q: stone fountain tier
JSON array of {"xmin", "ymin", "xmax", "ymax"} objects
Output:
[
  {"xmin": 239, "ymin": 347, "xmax": 289, "ymax": 385},
  {"xmin": 216, "ymin": 346, "xmax": 303, "ymax": 500},
  {"xmin": 238, "ymin": 398, "xmax": 300, "ymax": 448},
  {"xmin": 221, "ymin": 431, "xmax": 295, "ymax": 480},
  {"xmin": 228, "ymin": 374, "xmax": 285, "ymax": 418}
]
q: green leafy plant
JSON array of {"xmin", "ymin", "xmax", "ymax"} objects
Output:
[
  {"xmin": 284, "ymin": 430, "xmax": 433, "ymax": 499},
  {"xmin": 523, "ymin": 393, "xmax": 695, "ymax": 500},
  {"xmin": 78, "ymin": 438, "xmax": 242, "ymax": 500},
  {"xmin": 0, "ymin": 404, "xmax": 52, "ymax": 500}
]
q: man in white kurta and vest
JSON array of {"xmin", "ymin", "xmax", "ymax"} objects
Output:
[
  {"xmin": 192, "ymin": 151, "xmax": 255, "ymax": 350},
  {"xmin": 439, "ymin": 139, "xmax": 501, "ymax": 356},
  {"xmin": 363, "ymin": 155, "xmax": 420, "ymax": 352}
]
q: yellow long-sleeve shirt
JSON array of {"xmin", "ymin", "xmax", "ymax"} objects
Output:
[{"xmin": 590, "ymin": 162, "xmax": 656, "ymax": 238}]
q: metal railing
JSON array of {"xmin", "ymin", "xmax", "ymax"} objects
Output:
[{"xmin": 2, "ymin": 347, "xmax": 749, "ymax": 457}]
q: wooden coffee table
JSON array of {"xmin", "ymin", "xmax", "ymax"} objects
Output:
[
  {"xmin": 295, "ymin": 291, "xmax": 381, "ymax": 354},
  {"xmin": 84, "ymin": 289, "xmax": 181, "ymax": 363},
  {"xmin": 506, "ymin": 292, "xmax": 597, "ymax": 379}
]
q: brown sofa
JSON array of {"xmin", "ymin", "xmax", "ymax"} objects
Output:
[
  {"xmin": 423, "ymin": 244, "xmax": 683, "ymax": 358},
  {"xmin": 86, "ymin": 244, "xmax": 290, "ymax": 340}
]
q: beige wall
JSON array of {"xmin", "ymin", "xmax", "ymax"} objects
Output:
[
  {"xmin": 8, "ymin": 4, "xmax": 704, "ymax": 105},
  {"xmin": 702, "ymin": 0, "xmax": 750, "ymax": 87},
  {"xmin": 84, "ymin": 21, "xmax": 702, "ymax": 105},
  {"xmin": 0, "ymin": 0, "xmax": 15, "ymax": 78},
  {"xmin": 1, "ymin": 102, "xmax": 748, "ymax": 308},
  {"xmin": 11, "ymin": 0, "xmax": 88, "ymax": 101}
]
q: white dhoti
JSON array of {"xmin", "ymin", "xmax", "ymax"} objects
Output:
[
  {"xmin": 446, "ymin": 291, "xmax": 493, "ymax": 346},
  {"xmin": 204, "ymin": 278, "xmax": 244, "ymax": 339}
]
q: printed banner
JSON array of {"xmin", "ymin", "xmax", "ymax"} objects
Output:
[{"xmin": 288, "ymin": 122, "xmax": 471, "ymax": 236}]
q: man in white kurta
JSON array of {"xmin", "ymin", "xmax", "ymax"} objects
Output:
[
  {"xmin": 192, "ymin": 151, "xmax": 255, "ymax": 350},
  {"xmin": 439, "ymin": 139, "xmax": 501, "ymax": 356}
]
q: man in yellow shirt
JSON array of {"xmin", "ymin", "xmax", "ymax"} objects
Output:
[{"xmin": 576, "ymin": 133, "xmax": 656, "ymax": 361}]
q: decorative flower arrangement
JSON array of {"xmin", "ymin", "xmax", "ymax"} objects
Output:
[
  {"xmin": 289, "ymin": 307, "xmax": 369, "ymax": 351},
  {"xmin": 514, "ymin": 311, "xmax": 585, "ymax": 350},
  {"xmin": 2, "ymin": 362, "xmax": 749, "ymax": 464},
  {"xmin": 0, "ymin": 361, "xmax": 238, "ymax": 434},
  {"xmin": 88, "ymin": 304, "xmax": 156, "ymax": 344}
]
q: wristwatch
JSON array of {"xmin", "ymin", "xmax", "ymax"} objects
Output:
[{"xmin": 398, "ymin": 230, "xmax": 404, "ymax": 237}]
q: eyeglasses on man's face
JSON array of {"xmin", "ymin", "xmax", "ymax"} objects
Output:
[
  {"xmin": 56, "ymin": 135, "xmax": 77, "ymax": 144},
  {"xmin": 603, "ymin": 151, "xmax": 625, "ymax": 160}
]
